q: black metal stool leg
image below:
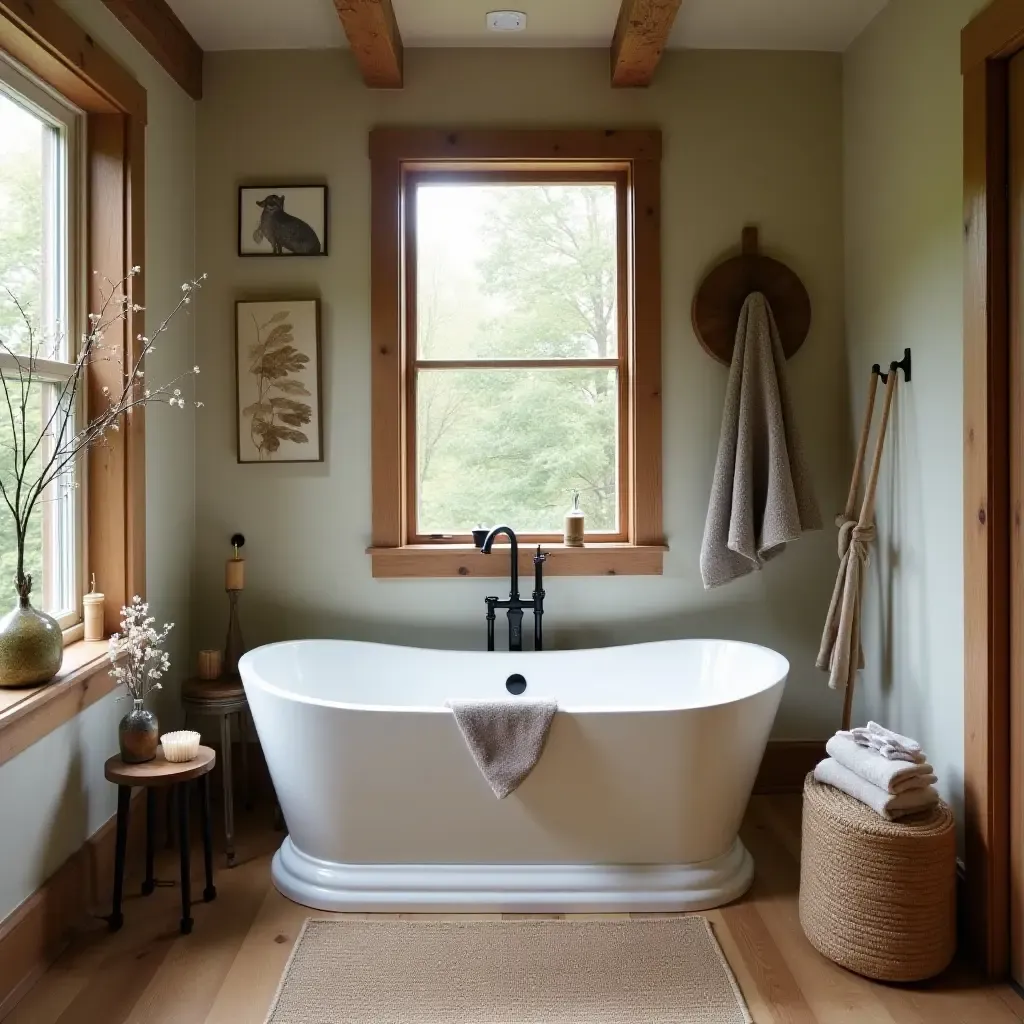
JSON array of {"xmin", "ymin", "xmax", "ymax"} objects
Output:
[
  {"xmin": 219, "ymin": 713, "xmax": 236, "ymax": 867},
  {"xmin": 199, "ymin": 774, "xmax": 216, "ymax": 902},
  {"xmin": 177, "ymin": 783, "xmax": 193, "ymax": 935},
  {"xmin": 142, "ymin": 788, "xmax": 156, "ymax": 896},
  {"xmin": 108, "ymin": 785, "xmax": 131, "ymax": 931},
  {"xmin": 165, "ymin": 780, "xmax": 176, "ymax": 849}
]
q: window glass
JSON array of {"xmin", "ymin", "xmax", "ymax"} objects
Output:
[
  {"xmin": 0, "ymin": 62, "xmax": 79, "ymax": 621},
  {"xmin": 412, "ymin": 179, "xmax": 622, "ymax": 538},
  {"xmin": 417, "ymin": 367, "xmax": 619, "ymax": 534},
  {"xmin": 416, "ymin": 183, "xmax": 618, "ymax": 361}
]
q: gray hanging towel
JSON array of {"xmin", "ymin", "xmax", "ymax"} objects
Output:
[
  {"xmin": 446, "ymin": 699, "xmax": 557, "ymax": 799},
  {"xmin": 700, "ymin": 292, "xmax": 821, "ymax": 588}
]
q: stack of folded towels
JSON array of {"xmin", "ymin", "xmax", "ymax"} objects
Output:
[{"xmin": 813, "ymin": 721, "xmax": 939, "ymax": 821}]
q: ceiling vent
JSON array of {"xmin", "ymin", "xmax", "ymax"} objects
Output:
[{"xmin": 486, "ymin": 11, "xmax": 527, "ymax": 33}]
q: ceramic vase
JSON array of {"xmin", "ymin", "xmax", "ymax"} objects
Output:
[
  {"xmin": 119, "ymin": 698, "xmax": 159, "ymax": 763},
  {"xmin": 0, "ymin": 578, "xmax": 62, "ymax": 688}
]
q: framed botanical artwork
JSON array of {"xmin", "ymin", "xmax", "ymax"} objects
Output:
[
  {"xmin": 236, "ymin": 299, "xmax": 323, "ymax": 463},
  {"xmin": 238, "ymin": 185, "xmax": 328, "ymax": 257}
]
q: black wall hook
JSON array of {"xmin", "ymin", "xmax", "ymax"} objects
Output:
[
  {"xmin": 890, "ymin": 347, "xmax": 911, "ymax": 383},
  {"xmin": 872, "ymin": 348, "xmax": 912, "ymax": 384}
]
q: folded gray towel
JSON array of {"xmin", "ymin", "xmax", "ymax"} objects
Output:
[{"xmin": 446, "ymin": 699, "xmax": 557, "ymax": 799}]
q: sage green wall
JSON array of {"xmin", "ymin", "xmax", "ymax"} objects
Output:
[
  {"xmin": 843, "ymin": 0, "xmax": 987, "ymax": 819},
  {"xmin": 195, "ymin": 48, "xmax": 848, "ymax": 738},
  {"xmin": 0, "ymin": 0, "xmax": 196, "ymax": 921}
]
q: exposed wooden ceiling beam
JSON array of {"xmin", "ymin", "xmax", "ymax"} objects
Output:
[
  {"xmin": 101, "ymin": 0, "xmax": 202, "ymax": 100},
  {"xmin": 611, "ymin": 0, "xmax": 683, "ymax": 88},
  {"xmin": 334, "ymin": 0, "xmax": 403, "ymax": 89}
]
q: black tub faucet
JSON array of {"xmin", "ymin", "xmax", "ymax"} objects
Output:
[{"xmin": 479, "ymin": 525, "xmax": 547, "ymax": 652}]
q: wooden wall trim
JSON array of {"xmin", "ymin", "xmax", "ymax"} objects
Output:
[
  {"xmin": 963, "ymin": 0, "xmax": 1024, "ymax": 72},
  {"xmin": 369, "ymin": 144, "xmax": 403, "ymax": 549},
  {"xmin": 0, "ymin": 790, "xmax": 146, "ymax": 1018},
  {"xmin": 369, "ymin": 129, "xmax": 662, "ymax": 164},
  {"xmin": 1009, "ymin": 52, "xmax": 1024, "ymax": 988},
  {"xmin": 100, "ymin": 0, "xmax": 202, "ymax": 100},
  {"xmin": 610, "ymin": 0, "xmax": 683, "ymax": 88},
  {"xmin": 88, "ymin": 112, "xmax": 147, "ymax": 628},
  {"xmin": 125, "ymin": 115, "xmax": 146, "ymax": 600},
  {"xmin": 754, "ymin": 740, "xmax": 825, "ymax": 796},
  {"xmin": 963, "ymin": 37, "xmax": 1015, "ymax": 977},
  {"xmin": 334, "ymin": 0, "xmax": 403, "ymax": 89},
  {"xmin": 630, "ymin": 155, "xmax": 663, "ymax": 544},
  {"xmin": 0, "ymin": 0, "xmax": 146, "ymax": 122}
]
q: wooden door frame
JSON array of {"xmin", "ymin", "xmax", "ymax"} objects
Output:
[{"xmin": 962, "ymin": 0, "xmax": 1024, "ymax": 980}]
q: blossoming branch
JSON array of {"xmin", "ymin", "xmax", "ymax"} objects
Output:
[
  {"xmin": 108, "ymin": 596, "xmax": 174, "ymax": 702},
  {"xmin": 0, "ymin": 268, "xmax": 204, "ymax": 598}
]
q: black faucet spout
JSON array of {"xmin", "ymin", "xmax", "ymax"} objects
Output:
[{"xmin": 481, "ymin": 524, "xmax": 519, "ymax": 600}]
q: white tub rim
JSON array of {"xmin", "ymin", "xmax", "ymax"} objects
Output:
[{"xmin": 238, "ymin": 637, "xmax": 790, "ymax": 715}]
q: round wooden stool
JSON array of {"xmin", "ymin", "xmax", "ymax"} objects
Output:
[
  {"xmin": 104, "ymin": 746, "xmax": 217, "ymax": 936},
  {"xmin": 182, "ymin": 677, "xmax": 251, "ymax": 866}
]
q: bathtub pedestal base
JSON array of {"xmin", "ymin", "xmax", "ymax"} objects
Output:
[{"xmin": 271, "ymin": 836, "xmax": 754, "ymax": 913}]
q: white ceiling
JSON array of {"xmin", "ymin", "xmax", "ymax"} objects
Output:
[{"xmin": 166, "ymin": 0, "xmax": 889, "ymax": 54}]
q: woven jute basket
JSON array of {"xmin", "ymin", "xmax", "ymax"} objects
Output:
[{"xmin": 799, "ymin": 773, "xmax": 956, "ymax": 982}]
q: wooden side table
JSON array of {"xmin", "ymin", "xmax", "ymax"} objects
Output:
[
  {"xmin": 181, "ymin": 678, "xmax": 251, "ymax": 867},
  {"xmin": 104, "ymin": 746, "xmax": 217, "ymax": 935}
]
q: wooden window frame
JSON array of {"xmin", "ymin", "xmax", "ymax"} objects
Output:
[
  {"xmin": 368, "ymin": 129, "xmax": 665, "ymax": 579},
  {"xmin": 0, "ymin": 0, "xmax": 147, "ymax": 738}
]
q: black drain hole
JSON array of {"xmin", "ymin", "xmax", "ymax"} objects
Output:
[{"xmin": 506, "ymin": 674, "xmax": 527, "ymax": 695}]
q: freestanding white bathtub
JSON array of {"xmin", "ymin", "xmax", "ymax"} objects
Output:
[{"xmin": 240, "ymin": 638, "xmax": 788, "ymax": 913}]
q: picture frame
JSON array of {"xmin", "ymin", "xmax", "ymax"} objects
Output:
[
  {"xmin": 238, "ymin": 185, "xmax": 328, "ymax": 257},
  {"xmin": 235, "ymin": 299, "xmax": 323, "ymax": 463}
]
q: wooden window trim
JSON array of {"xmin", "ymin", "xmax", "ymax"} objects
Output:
[
  {"xmin": 0, "ymin": 642, "xmax": 113, "ymax": 766},
  {"xmin": 0, "ymin": 1, "xmax": 146, "ymax": 750},
  {"xmin": 369, "ymin": 128, "xmax": 664, "ymax": 579}
]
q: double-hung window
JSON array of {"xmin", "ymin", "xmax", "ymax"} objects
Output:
[
  {"xmin": 409, "ymin": 170, "xmax": 628, "ymax": 541},
  {"xmin": 0, "ymin": 57, "xmax": 83, "ymax": 627},
  {"xmin": 370, "ymin": 130, "xmax": 664, "ymax": 577}
]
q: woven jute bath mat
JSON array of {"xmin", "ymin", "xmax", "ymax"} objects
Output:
[{"xmin": 265, "ymin": 917, "xmax": 751, "ymax": 1023}]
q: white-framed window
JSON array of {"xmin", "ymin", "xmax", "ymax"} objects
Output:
[{"xmin": 0, "ymin": 57, "xmax": 84, "ymax": 629}]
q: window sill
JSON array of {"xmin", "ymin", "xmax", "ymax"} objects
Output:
[
  {"xmin": 0, "ymin": 640, "xmax": 114, "ymax": 767},
  {"xmin": 367, "ymin": 543, "xmax": 667, "ymax": 579}
]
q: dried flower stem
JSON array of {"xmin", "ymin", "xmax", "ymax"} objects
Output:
[{"xmin": 0, "ymin": 268, "xmax": 205, "ymax": 595}]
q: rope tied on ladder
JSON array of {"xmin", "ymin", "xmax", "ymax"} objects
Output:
[
  {"xmin": 817, "ymin": 368, "xmax": 898, "ymax": 729},
  {"xmin": 836, "ymin": 516, "xmax": 877, "ymax": 560}
]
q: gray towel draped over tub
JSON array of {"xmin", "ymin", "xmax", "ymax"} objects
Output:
[
  {"xmin": 700, "ymin": 292, "xmax": 821, "ymax": 589},
  {"xmin": 446, "ymin": 699, "xmax": 557, "ymax": 799}
]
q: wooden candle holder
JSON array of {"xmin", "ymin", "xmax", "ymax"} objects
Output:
[{"xmin": 224, "ymin": 533, "xmax": 245, "ymax": 679}]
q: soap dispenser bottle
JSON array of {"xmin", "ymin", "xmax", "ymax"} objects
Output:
[{"xmin": 564, "ymin": 490, "xmax": 585, "ymax": 547}]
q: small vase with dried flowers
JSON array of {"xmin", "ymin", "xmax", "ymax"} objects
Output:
[{"xmin": 110, "ymin": 596, "xmax": 173, "ymax": 763}]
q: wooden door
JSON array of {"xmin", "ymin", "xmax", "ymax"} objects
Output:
[{"xmin": 1010, "ymin": 50, "xmax": 1024, "ymax": 986}]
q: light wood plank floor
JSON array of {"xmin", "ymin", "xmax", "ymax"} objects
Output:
[{"xmin": 6, "ymin": 794, "xmax": 1024, "ymax": 1023}]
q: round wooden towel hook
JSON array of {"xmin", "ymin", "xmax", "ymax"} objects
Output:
[{"xmin": 691, "ymin": 226, "xmax": 811, "ymax": 366}]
